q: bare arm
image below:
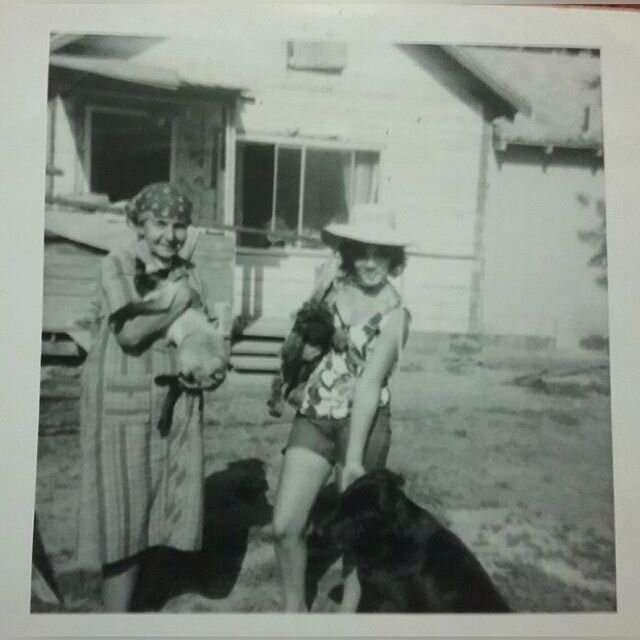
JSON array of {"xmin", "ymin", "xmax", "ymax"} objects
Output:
[{"xmin": 343, "ymin": 308, "xmax": 410, "ymax": 482}]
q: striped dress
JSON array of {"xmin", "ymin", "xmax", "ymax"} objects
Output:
[{"xmin": 76, "ymin": 239, "xmax": 213, "ymax": 570}]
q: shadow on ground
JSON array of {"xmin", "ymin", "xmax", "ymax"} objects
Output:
[
  {"xmin": 130, "ymin": 458, "xmax": 273, "ymax": 611},
  {"xmin": 305, "ymin": 482, "xmax": 344, "ymax": 610}
]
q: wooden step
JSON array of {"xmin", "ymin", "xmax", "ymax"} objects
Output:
[
  {"xmin": 41, "ymin": 335, "xmax": 84, "ymax": 358},
  {"xmin": 239, "ymin": 316, "xmax": 290, "ymax": 339},
  {"xmin": 230, "ymin": 354, "xmax": 280, "ymax": 373},
  {"xmin": 231, "ymin": 339, "xmax": 283, "ymax": 357}
]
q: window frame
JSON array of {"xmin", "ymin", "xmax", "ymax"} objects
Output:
[{"xmin": 235, "ymin": 132, "xmax": 382, "ymax": 248}]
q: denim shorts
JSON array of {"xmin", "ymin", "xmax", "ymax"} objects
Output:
[{"xmin": 285, "ymin": 405, "xmax": 391, "ymax": 470}]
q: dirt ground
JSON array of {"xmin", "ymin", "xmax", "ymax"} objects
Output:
[{"xmin": 32, "ymin": 334, "xmax": 616, "ymax": 613}]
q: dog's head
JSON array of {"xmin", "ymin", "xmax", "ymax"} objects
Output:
[
  {"xmin": 291, "ymin": 300, "xmax": 335, "ymax": 350},
  {"xmin": 315, "ymin": 469, "xmax": 408, "ymax": 552}
]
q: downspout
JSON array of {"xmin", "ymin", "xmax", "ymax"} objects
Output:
[{"xmin": 468, "ymin": 110, "xmax": 492, "ymax": 334}]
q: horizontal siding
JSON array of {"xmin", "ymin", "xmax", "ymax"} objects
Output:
[
  {"xmin": 483, "ymin": 150, "xmax": 607, "ymax": 347},
  {"xmin": 236, "ymin": 80, "xmax": 481, "ymax": 332},
  {"xmin": 232, "ymin": 42, "xmax": 485, "ymax": 258},
  {"xmin": 191, "ymin": 233, "xmax": 236, "ymax": 334},
  {"xmin": 50, "ymin": 41, "xmax": 486, "ymax": 336},
  {"xmin": 400, "ymin": 257, "xmax": 474, "ymax": 333},
  {"xmin": 42, "ymin": 294, "xmax": 93, "ymax": 333},
  {"xmin": 41, "ymin": 233, "xmax": 236, "ymax": 337},
  {"xmin": 43, "ymin": 279, "xmax": 97, "ymax": 298},
  {"xmin": 240, "ymin": 89, "xmax": 483, "ymax": 255},
  {"xmin": 233, "ymin": 251, "xmax": 473, "ymax": 333},
  {"xmin": 234, "ymin": 252, "xmax": 321, "ymax": 320}
]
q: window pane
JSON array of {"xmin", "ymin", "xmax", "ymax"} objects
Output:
[
  {"xmin": 274, "ymin": 147, "xmax": 301, "ymax": 239},
  {"xmin": 302, "ymin": 149, "xmax": 350, "ymax": 238},
  {"xmin": 235, "ymin": 142, "xmax": 274, "ymax": 247},
  {"xmin": 235, "ymin": 141, "xmax": 380, "ymax": 249}
]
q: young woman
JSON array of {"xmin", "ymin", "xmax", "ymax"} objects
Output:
[
  {"xmin": 272, "ymin": 203, "xmax": 411, "ymax": 612},
  {"xmin": 76, "ymin": 183, "xmax": 226, "ymax": 611}
]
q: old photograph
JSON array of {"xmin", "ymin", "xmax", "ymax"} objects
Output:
[{"xmin": 32, "ymin": 29, "xmax": 614, "ymax": 615}]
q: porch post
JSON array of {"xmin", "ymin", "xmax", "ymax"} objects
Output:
[
  {"xmin": 224, "ymin": 102, "xmax": 237, "ymax": 226},
  {"xmin": 468, "ymin": 114, "xmax": 492, "ymax": 334}
]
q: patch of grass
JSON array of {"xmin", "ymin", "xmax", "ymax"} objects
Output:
[
  {"xmin": 35, "ymin": 570, "xmax": 101, "ymax": 613},
  {"xmin": 449, "ymin": 334, "xmax": 483, "ymax": 356},
  {"xmin": 399, "ymin": 361, "xmax": 425, "ymax": 373},
  {"xmin": 34, "ymin": 347, "xmax": 615, "ymax": 613},
  {"xmin": 443, "ymin": 358, "xmax": 472, "ymax": 375},
  {"xmin": 494, "ymin": 560, "xmax": 616, "ymax": 612},
  {"xmin": 479, "ymin": 499, "xmax": 501, "ymax": 509},
  {"xmin": 579, "ymin": 334, "xmax": 609, "ymax": 352},
  {"xmin": 239, "ymin": 557, "xmax": 279, "ymax": 592}
]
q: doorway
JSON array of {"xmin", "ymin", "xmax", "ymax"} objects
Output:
[{"xmin": 89, "ymin": 107, "xmax": 172, "ymax": 202}]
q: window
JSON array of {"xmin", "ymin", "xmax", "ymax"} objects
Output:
[
  {"xmin": 235, "ymin": 140, "xmax": 379, "ymax": 248},
  {"xmin": 87, "ymin": 107, "xmax": 172, "ymax": 202}
]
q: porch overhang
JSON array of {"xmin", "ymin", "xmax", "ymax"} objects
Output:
[
  {"xmin": 397, "ymin": 44, "xmax": 532, "ymax": 122},
  {"xmin": 49, "ymin": 53, "xmax": 247, "ymax": 102},
  {"xmin": 439, "ymin": 46, "xmax": 532, "ymax": 119}
]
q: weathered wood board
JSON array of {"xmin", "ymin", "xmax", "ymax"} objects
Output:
[{"xmin": 41, "ymin": 224, "xmax": 236, "ymax": 355}]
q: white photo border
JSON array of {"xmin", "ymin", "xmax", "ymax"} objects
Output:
[{"xmin": 1, "ymin": 2, "xmax": 639, "ymax": 638}]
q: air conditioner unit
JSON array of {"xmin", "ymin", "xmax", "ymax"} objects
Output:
[{"xmin": 287, "ymin": 41, "xmax": 348, "ymax": 72}]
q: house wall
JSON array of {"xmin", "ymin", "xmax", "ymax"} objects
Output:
[
  {"xmin": 67, "ymin": 38, "xmax": 495, "ymax": 333},
  {"xmin": 213, "ymin": 42, "xmax": 487, "ymax": 332},
  {"xmin": 47, "ymin": 92, "xmax": 228, "ymax": 227},
  {"xmin": 49, "ymin": 96, "xmax": 89, "ymax": 195},
  {"xmin": 482, "ymin": 147, "xmax": 607, "ymax": 349},
  {"xmin": 48, "ymin": 39, "xmax": 609, "ymax": 345},
  {"xmin": 233, "ymin": 248, "xmax": 331, "ymax": 322},
  {"xmin": 172, "ymin": 103, "xmax": 227, "ymax": 227}
]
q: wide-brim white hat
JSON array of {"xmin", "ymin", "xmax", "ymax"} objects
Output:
[{"xmin": 322, "ymin": 203, "xmax": 411, "ymax": 247}]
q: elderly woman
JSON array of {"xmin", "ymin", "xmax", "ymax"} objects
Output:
[
  {"xmin": 272, "ymin": 203, "xmax": 411, "ymax": 612},
  {"xmin": 76, "ymin": 183, "xmax": 226, "ymax": 611}
]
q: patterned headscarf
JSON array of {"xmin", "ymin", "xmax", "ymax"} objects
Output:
[{"xmin": 125, "ymin": 183, "xmax": 193, "ymax": 226}]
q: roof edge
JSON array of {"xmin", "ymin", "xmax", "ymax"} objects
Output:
[
  {"xmin": 49, "ymin": 53, "xmax": 247, "ymax": 97},
  {"xmin": 440, "ymin": 45, "xmax": 533, "ymax": 118}
]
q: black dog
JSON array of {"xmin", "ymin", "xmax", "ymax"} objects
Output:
[
  {"xmin": 267, "ymin": 298, "xmax": 345, "ymax": 417},
  {"xmin": 314, "ymin": 469, "xmax": 511, "ymax": 613}
]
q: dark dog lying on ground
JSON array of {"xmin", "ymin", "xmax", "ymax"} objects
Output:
[
  {"xmin": 267, "ymin": 298, "xmax": 346, "ymax": 417},
  {"xmin": 313, "ymin": 469, "xmax": 512, "ymax": 613}
]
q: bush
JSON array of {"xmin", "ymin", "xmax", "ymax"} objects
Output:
[{"xmin": 579, "ymin": 334, "xmax": 609, "ymax": 352}]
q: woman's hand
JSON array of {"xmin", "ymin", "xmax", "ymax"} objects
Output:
[{"xmin": 340, "ymin": 458, "xmax": 366, "ymax": 491}]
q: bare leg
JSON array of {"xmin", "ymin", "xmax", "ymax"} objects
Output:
[
  {"xmin": 339, "ymin": 567, "xmax": 361, "ymax": 613},
  {"xmin": 273, "ymin": 447, "xmax": 332, "ymax": 612},
  {"xmin": 102, "ymin": 561, "xmax": 140, "ymax": 612}
]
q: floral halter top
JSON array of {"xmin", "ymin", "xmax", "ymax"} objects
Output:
[{"xmin": 299, "ymin": 281, "xmax": 403, "ymax": 420}]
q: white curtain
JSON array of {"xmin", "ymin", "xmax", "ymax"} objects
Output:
[{"xmin": 351, "ymin": 151, "xmax": 378, "ymax": 206}]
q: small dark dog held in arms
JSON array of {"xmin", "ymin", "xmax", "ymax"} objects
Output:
[
  {"xmin": 267, "ymin": 298, "xmax": 345, "ymax": 417},
  {"xmin": 313, "ymin": 469, "xmax": 512, "ymax": 613}
]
